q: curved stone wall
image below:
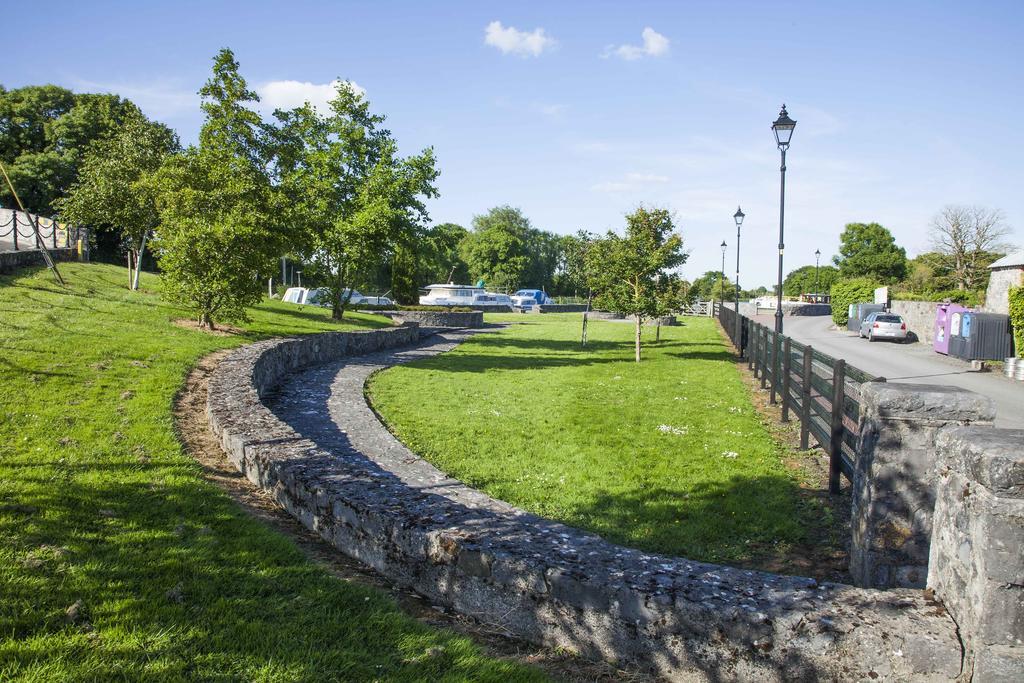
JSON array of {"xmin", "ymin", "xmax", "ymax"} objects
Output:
[
  {"xmin": 206, "ymin": 328, "xmax": 962, "ymax": 681},
  {"xmin": 385, "ymin": 310, "xmax": 484, "ymax": 328}
]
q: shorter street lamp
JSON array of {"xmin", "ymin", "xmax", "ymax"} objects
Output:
[
  {"xmin": 814, "ymin": 249, "xmax": 821, "ymax": 300},
  {"xmin": 720, "ymin": 240, "xmax": 727, "ymax": 312},
  {"xmin": 733, "ymin": 206, "xmax": 745, "ymax": 352},
  {"xmin": 297, "ymin": 270, "xmax": 303, "ymax": 288}
]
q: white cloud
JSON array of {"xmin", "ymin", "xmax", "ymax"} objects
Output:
[
  {"xmin": 256, "ymin": 79, "xmax": 365, "ymax": 113},
  {"xmin": 605, "ymin": 27, "xmax": 670, "ymax": 61},
  {"xmin": 591, "ymin": 172, "xmax": 670, "ymax": 194},
  {"xmin": 534, "ymin": 102, "xmax": 568, "ymax": 117},
  {"xmin": 484, "ymin": 20, "xmax": 556, "ymax": 57},
  {"xmin": 71, "ymin": 78, "xmax": 197, "ymax": 119}
]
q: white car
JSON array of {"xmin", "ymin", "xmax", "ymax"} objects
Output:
[{"xmin": 859, "ymin": 312, "xmax": 909, "ymax": 342}]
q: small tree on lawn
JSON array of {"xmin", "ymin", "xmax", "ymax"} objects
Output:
[
  {"xmin": 151, "ymin": 48, "xmax": 280, "ymax": 329},
  {"xmin": 273, "ymin": 83, "xmax": 438, "ymax": 319},
  {"xmin": 57, "ymin": 108, "xmax": 179, "ymax": 290},
  {"xmin": 586, "ymin": 206, "xmax": 686, "ymax": 362}
]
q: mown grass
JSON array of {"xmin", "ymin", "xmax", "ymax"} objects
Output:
[
  {"xmin": 368, "ymin": 314, "xmax": 828, "ymax": 566},
  {"xmin": 0, "ymin": 263, "xmax": 545, "ymax": 682}
]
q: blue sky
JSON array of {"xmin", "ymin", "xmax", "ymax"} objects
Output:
[{"xmin": 5, "ymin": 0, "xmax": 1022, "ymax": 287}]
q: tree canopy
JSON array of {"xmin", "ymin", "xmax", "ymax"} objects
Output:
[
  {"xmin": 150, "ymin": 49, "xmax": 280, "ymax": 328},
  {"xmin": 833, "ymin": 222, "xmax": 907, "ymax": 284},
  {"xmin": 783, "ymin": 263, "xmax": 840, "ymax": 297},
  {"xmin": 0, "ymin": 85, "xmax": 141, "ymax": 214},
  {"xmin": 928, "ymin": 205, "xmax": 1010, "ymax": 290},
  {"xmin": 585, "ymin": 206, "xmax": 686, "ymax": 362},
  {"xmin": 57, "ymin": 110, "xmax": 179, "ymax": 289}
]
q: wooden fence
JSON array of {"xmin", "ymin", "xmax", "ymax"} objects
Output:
[{"xmin": 716, "ymin": 303, "xmax": 882, "ymax": 493}]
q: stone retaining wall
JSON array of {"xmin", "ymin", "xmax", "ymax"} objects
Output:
[
  {"xmin": 929, "ymin": 426, "xmax": 1024, "ymax": 680},
  {"xmin": 0, "ymin": 247, "xmax": 80, "ymax": 274},
  {"xmin": 206, "ymin": 328, "xmax": 963, "ymax": 681},
  {"xmin": 384, "ymin": 310, "xmax": 484, "ymax": 328},
  {"xmin": 537, "ymin": 304, "xmax": 588, "ymax": 313},
  {"xmin": 890, "ymin": 301, "xmax": 940, "ymax": 343}
]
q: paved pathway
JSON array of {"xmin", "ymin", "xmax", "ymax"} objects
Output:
[{"xmin": 754, "ymin": 314, "xmax": 1024, "ymax": 428}]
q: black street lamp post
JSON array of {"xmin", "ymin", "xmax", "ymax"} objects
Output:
[
  {"xmin": 733, "ymin": 206, "xmax": 744, "ymax": 353},
  {"xmin": 814, "ymin": 248, "xmax": 821, "ymax": 300},
  {"xmin": 772, "ymin": 105, "xmax": 796, "ymax": 333},
  {"xmin": 720, "ymin": 240, "xmax": 727, "ymax": 313}
]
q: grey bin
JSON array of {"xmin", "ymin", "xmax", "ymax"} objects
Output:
[
  {"xmin": 847, "ymin": 302, "xmax": 886, "ymax": 332},
  {"xmin": 947, "ymin": 312, "xmax": 1014, "ymax": 361}
]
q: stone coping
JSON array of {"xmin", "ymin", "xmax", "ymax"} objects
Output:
[{"xmin": 206, "ymin": 326, "xmax": 962, "ymax": 681}]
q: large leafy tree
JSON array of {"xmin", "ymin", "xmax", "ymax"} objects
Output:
[
  {"xmin": 833, "ymin": 222, "xmax": 908, "ymax": 284},
  {"xmin": 151, "ymin": 49, "xmax": 280, "ymax": 328},
  {"xmin": 460, "ymin": 206, "xmax": 534, "ymax": 291},
  {"xmin": 585, "ymin": 206, "xmax": 687, "ymax": 362},
  {"xmin": 928, "ymin": 205, "xmax": 1010, "ymax": 290},
  {"xmin": 783, "ymin": 263, "xmax": 840, "ymax": 297},
  {"xmin": 57, "ymin": 111, "xmax": 179, "ymax": 289},
  {"xmin": 0, "ymin": 85, "xmax": 139, "ymax": 214},
  {"xmin": 275, "ymin": 82, "xmax": 438, "ymax": 318},
  {"xmin": 417, "ymin": 222, "xmax": 470, "ymax": 285}
]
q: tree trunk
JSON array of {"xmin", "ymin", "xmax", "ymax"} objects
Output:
[
  {"xmin": 131, "ymin": 234, "xmax": 148, "ymax": 291},
  {"xmin": 199, "ymin": 312, "xmax": 213, "ymax": 330},
  {"xmin": 635, "ymin": 317, "xmax": 642, "ymax": 363},
  {"xmin": 332, "ymin": 271, "xmax": 345, "ymax": 320},
  {"xmin": 656, "ymin": 321, "xmax": 661, "ymax": 342}
]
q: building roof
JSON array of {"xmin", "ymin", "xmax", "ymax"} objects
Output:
[{"xmin": 988, "ymin": 250, "xmax": 1024, "ymax": 269}]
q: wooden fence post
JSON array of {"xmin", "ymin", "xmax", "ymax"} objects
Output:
[
  {"xmin": 748, "ymin": 322, "xmax": 756, "ymax": 371},
  {"xmin": 829, "ymin": 359, "xmax": 846, "ymax": 494},
  {"xmin": 800, "ymin": 345, "xmax": 813, "ymax": 449},
  {"xmin": 781, "ymin": 337, "xmax": 792, "ymax": 422},
  {"xmin": 770, "ymin": 330, "xmax": 779, "ymax": 404}
]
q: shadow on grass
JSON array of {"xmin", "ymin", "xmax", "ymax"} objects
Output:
[{"xmin": 1, "ymin": 466, "xmax": 537, "ymax": 681}]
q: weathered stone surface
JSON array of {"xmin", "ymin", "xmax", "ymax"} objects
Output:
[
  {"xmin": 929, "ymin": 426, "xmax": 1024, "ymax": 681},
  {"xmin": 851, "ymin": 382, "xmax": 995, "ymax": 588},
  {"xmin": 382, "ymin": 310, "xmax": 484, "ymax": 328},
  {"xmin": 206, "ymin": 328, "xmax": 965, "ymax": 681}
]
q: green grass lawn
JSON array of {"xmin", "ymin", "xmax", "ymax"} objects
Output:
[
  {"xmin": 368, "ymin": 314, "xmax": 829, "ymax": 566},
  {"xmin": 0, "ymin": 263, "xmax": 545, "ymax": 682}
]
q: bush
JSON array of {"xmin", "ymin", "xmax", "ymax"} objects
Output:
[
  {"xmin": 830, "ymin": 278, "xmax": 879, "ymax": 327},
  {"xmin": 1009, "ymin": 286, "xmax": 1024, "ymax": 358},
  {"xmin": 891, "ymin": 288, "xmax": 982, "ymax": 306}
]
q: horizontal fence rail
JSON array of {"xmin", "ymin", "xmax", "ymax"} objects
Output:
[
  {"xmin": 715, "ymin": 302, "xmax": 882, "ymax": 493},
  {"xmin": 0, "ymin": 208, "xmax": 82, "ymax": 252}
]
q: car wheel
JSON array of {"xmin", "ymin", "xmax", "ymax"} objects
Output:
[{"xmin": 868, "ymin": 332, "xmax": 875, "ymax": 342}]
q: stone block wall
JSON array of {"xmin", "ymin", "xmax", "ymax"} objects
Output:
[
  {"xmin": 984, "ymin": 268, "xmax": 1023, "ymax": 315},
  {"xmin": 851, "ymin": 382, "xmax": 995, "ymax": 588},
  {"xmin": 929, "ymin": 426, "xmax": 1024, "ymax": 681},
  {"xmin": 890, "ymin": 301, "xmax": 940, "ymax": 344},
  {"xmin": 0, "ymin": 247, "xmax": 80, "ymax": 274},
  {"xmin": 384, "ymin": 310, "xmax": 484, "ymax": 328},
  {"xmin": 204, "ymin": 328, "xmax": 965, "ymax": 680}
]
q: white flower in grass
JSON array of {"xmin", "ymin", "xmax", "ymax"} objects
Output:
[
  {"xmin": 658, "ymin": 424, "xmax": 688, "ymax": 436},
  {"xmin": 721, "ymin": 451, "xmax": 739, "ymax": 459}
]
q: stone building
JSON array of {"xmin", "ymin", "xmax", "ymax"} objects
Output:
[{"xmin": 983, "ymin": 250, "xmax": 1024, "ymax": 314}]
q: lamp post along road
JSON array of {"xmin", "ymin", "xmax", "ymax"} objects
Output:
[
  {"xmin": 734, "ymin": 206, "xmax": 744, "ymax": 353},
  {"xmin": 720, "ymin": 240, "xmax": 727, "ymax": 315},
  {"xmin": 814, "ymin": 248, "xmax": 821, "ymax": 300},
  {"xmin": 772, "ymin": 105, "xmax": 796, "ymax": 334}
]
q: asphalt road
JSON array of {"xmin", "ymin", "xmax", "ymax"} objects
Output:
[{"xmin": 751, "ymin": 314, "xmax": 1024, "ymax": 429}]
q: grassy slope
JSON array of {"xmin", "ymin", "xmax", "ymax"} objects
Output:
[
  {"xmin": 0, "ymin": 263, "xmax": 544, "ymax": 682},
  {"xmin": 369, "ymin": 314, "xmax": 829, "ymax": 566}
]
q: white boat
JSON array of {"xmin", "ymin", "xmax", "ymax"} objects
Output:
[{"xmin": 419, "ymin": 284, "xmax": 512, "ymax": 308}]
